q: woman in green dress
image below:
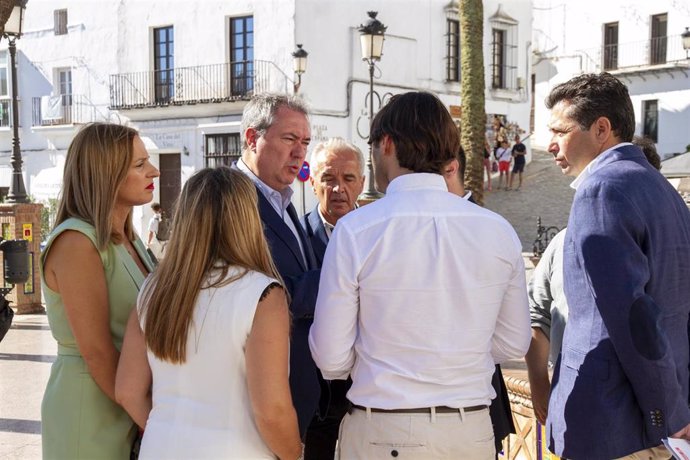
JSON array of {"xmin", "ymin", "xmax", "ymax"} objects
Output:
[{"xmin": 41, "ymin": 123, "xmax": 159, "ymax": 459}]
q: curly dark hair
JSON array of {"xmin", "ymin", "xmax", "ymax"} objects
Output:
[{"xmin": 545, "ymin": 73, "xmax": 635, "ymax": 142}]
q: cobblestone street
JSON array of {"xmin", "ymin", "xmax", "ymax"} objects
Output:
[{"xmin": 484, "ymin": 149, "xmax": 575, "ymax": 253}]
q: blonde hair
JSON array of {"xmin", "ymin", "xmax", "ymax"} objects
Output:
[
  {"xmin": 54, "ymin": 123, "xmax": 138, "ymax": 250},
  {"xmin": 142, "ymin": 167, "xmax": 283, "ymax": 364}
]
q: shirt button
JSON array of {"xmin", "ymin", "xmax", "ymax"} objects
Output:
[{"xmin": 391, "ymin": 450, "xmax": 399, "ymax": 457}]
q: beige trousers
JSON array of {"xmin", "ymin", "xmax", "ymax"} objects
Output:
[
  {"xmin": 337, "ymin": 407, "xmax": 495, "ymax": 460},
  {"xmin": 614, "ymin": 445, "xmax": 671, "ymax": 460}
]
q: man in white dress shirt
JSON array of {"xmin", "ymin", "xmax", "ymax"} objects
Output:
[{"xmin": 309, "ymin": 91, "xmax": 531, "ymax": 459}]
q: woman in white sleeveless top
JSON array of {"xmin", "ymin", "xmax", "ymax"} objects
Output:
[{"xmin": 115, "ymin": 167, "xmax": 302, "ymax": 460}]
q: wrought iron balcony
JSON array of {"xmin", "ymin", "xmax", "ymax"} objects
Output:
[
  {"xmin": 580, "ymin": 33, "xmax": 689, "ymax": 74},
  {"xmin": 31, "ymin": 94, "xmax": 100, "ymax": 127},
  {"xmin": 108, "ymin": 60, "xmax": 290, "ymax": 110}
]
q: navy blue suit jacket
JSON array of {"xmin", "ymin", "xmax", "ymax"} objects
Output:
[
  {"xmin": 301, "ymin": 207, "xmax": 329, "ymax": 267},
  {"xmin": 233, "ymin": 164, "xmax": 321, "ymax": 437},
  {"xmin": 547, "ymin": 145, "xmax": 690, "ymax": 459}
]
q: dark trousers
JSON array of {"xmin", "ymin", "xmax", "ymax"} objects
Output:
[
  {"xmin": 304, "ymin": 378, "xmax": 351, "ymax": 460},
  {"xmin": 490, "ymin": 364, "xmax": 515, "ymax": 456}
]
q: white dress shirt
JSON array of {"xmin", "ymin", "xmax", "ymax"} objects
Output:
[{"xmin": 309, "ymin": 173, "xmax": 531, "ymax": 410}]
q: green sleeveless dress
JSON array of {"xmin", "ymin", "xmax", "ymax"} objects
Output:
[{"xmin": 40, "ymin": 218, "xmax": 155, "ymax": 459}]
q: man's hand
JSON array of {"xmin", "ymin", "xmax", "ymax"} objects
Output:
[{"xmin": 671, "ymin": 423, "xmax": 690, "ymax": 440}]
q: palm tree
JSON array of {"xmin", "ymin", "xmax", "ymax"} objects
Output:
[{"xmin": 459, "ymin": 0, "xmax": 486, "ymax": 205}]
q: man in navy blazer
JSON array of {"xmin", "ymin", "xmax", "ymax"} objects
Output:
[
  {"xmin": 301, "ymin": 137, "xmax": 364, "ymax": 458},
  {"xmin": 235, "ymin": 93, "xmax": 321, "ymax": 438},
  {"xmin": 545, "ymin": 73, "xmax": 690, "ymax": 459}
]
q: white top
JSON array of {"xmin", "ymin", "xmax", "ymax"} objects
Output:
[
  {"xmin": 139, "ymin": 268, "xmax": 279, "ymax": 459},
  {"xmin": 148, "ymin": 214, "xmax": 159, "ymax": 233},
  {"xmin": 309, "ymin": 173, "xmax": 531, "ymax": 410},
  {"xmin": 495, "ymin": 147, "xmax": 512, "ymax": 162}
]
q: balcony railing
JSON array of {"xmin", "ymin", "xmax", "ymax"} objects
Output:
[
  {"xmin": 109, "ymin": 60, "xmax": 290, "ymax": 110},
  {"xmin": 31, "ymin": 94, "xmax": 100, "ymax": 127},
  {"xmin": 581, "ymin": 33, "xmax": 689, "ymax": 73}
]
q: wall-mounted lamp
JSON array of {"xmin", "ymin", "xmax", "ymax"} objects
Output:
[
  {"xmin": 682, "ymin": 27, "xmax": 690, "ymax": 59},
  {"xmin": 292, "ymin": 44, "xmax": 308, "ymax": 94}
]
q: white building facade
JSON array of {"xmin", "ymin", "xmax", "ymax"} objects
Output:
[
  {"xmin": 532, "ymin": 0, "xmax": 690, "ymax": 157},
  {"xmin": 0, "ymin": 0, "xmax": 532, "ymax": 233}
]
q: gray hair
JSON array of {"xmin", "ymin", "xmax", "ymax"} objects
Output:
[
  {"xmin": 310, "ymin": 137, "xmax": 365, "ymax": 177},
  {"xmin": 240, "ymin": 92, "xmax": 310, "ymax": 149}
]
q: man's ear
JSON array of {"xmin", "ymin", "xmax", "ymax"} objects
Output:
[
  {"xmin": 593, "ymin": 116, "xmax": 613, "ymax": 143},
  {"xmin": 444, "ymin": 159, "xmax": 459, "ymax": 179},
  {"xmin": 245, "ymin": 128, "xmax": 259, "ymax": 151},
  {"xmin": 380, "ymin": 135, "xmax": 395, "ymax": 156}
]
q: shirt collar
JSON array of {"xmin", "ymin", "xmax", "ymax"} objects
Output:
[
  {"xmin": 386, "ymin": 173, "xmax": 448, "ymax": 195},
  {"xmin": 317, "ymin": 207, "xmax": 335, "ymax": 238},
  {"xmin": 570, "ymin": 142, "xmax": 633, "ymax": 190},
  {"xmin": 238, "ymin": 158, "xmax": 294, "ymax": 211},
  {"xmin": 462, "ymin": 190, "xmax": 473, "ymax": 201}
]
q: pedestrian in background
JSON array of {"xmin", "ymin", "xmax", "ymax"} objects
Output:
[
  {"xmin": 545, "ymin": 72, "xmax": 690, "ymax": 459},
  {"xmin": 40, "ymin": 123, "xmax": 158, "ymax": 459},
  {"xmin": 116, "ymin": 167, "xmax": 302, "ymax": 460},
  {"xmin": 495, "ymin": 139, "xmax": 512, "ymax": 190},
  {"xmin": 509, "ymin": 134, "xmax": 527, "ymax": 191}
]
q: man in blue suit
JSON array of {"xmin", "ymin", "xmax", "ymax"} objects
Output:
[
  {"xmin": 545, "ymin": 73, "xmax": 690, "ymax": 459},
  {"xmin": 301, "ymin": 137, "xmax": 364, "ymax": 458},
  {"xmin": 236, "ymin": 93, "xmax": 321, "ymax": 439}
]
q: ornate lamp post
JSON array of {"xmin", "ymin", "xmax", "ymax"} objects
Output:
[
  {"xmin": 292, "ymin": 44, "xmax": 308, "ymax": 94},
  {"xmin": 682, "ymin": 27, "xmax": 690, "ymax": 59},
  {"xmin": 3, "ymin": 0, "xmax": 28, "ymax": 203},
  {"xmin": 358, "ymin": 11, "xmax": 386, "ymax": 201}
]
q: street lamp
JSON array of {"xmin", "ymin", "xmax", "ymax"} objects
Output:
[
  {"xmin": 3, "ymin": 0, "xmax": 28, "ymax": 204},
  {"xmin": 682, "ymin": 27, "xmax": 690, "ymax": 59},
  {"xmin": 358, "ymin": 11, "xmax": 386, "ymax": 201},
  {"xmin": 292, "ymin": 44, "xmax": 308, "ymax": 93}
]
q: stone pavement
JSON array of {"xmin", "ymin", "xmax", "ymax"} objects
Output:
[
  {"xmin": 484, "ymin": 148, "xmax": 575, "ymax": 253},
  {"xmin": 0, "ymin": 314, "xmax": 53, "ymax": 459}
]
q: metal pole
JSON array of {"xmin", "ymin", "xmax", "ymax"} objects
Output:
[
  {"xmin": 6, "ymin": 38, "xmax": 27, "ymax": 204},
  {"xmin": 361, "ymin": 60, "xmax": 383, "ymax": 200}
]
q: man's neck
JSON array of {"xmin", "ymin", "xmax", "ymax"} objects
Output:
[{"xmin": 318, "ymin": 205, "xmax": 338, "ymax": 227}]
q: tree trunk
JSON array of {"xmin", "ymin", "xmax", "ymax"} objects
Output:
[{"xmin": 459, "ymin": 0, "xmax": 486, "ymax": 205}]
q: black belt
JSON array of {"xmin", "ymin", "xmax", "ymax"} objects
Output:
[{"xmin": 350, "ymin": 404, "xmax": 488, "ymax": 414}]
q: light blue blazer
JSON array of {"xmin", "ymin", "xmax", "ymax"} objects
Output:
[{"xmin": 547, "ymin": 144, "xmax": 690, "ymax": 459}]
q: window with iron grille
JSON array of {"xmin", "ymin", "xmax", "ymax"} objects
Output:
[
  {"xmin": 491, "ymin": 28, "xmax": 505, "ymax": 89},
  {"xmin": 446, "ymin": 19, "xmax": 460, "ymax": 82},
  {"xmin": 205, "ymin": 133, "xmax": 242, "ymax": 168},
  {"xmin": 230, "ymin": 16, "xmax": 254, "ymax": 96},
  {"xmin": 489, "ymin": 23, "xmax": 518, "ymax": 90},
  {"xmin": 643, "ymin": 100, "xmax": 658, "ymax": 142},
  {"xmin": 603, "ymin": 22, "xmax": 618, "ymax": 71},
  {"xmin": 54, "ymin": 9, "xmax": 68, "ymax": 35},
  {"xmin": 650, "ymin": 14, "xmax": 667, "ymax": 65},
  {"xmin": 154, "ymin": 26, "xmax": 174, "ymax": 104}
]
